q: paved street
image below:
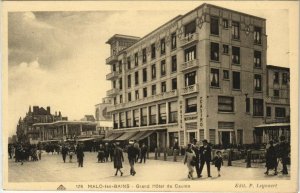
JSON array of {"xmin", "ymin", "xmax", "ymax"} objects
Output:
[{"xmin": 8, "ymin": 152, "xmax": 290, "ymax": 182}]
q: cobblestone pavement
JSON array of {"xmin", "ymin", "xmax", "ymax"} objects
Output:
[{"xmin": 8, "ymin": 152, "xmax": 290, "ymax": 182}]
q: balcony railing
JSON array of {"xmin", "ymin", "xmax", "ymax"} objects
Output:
[
  {"xmin": 181, "ymin": 84, "xmax": 199, "ymax": 95},
  {"xmin": 107, "ymin": 89, "xmax": 178, "ymax": 112},
  {"xmin": 270, "ymin": 97, "xmax": 290, "ymax": 104},
  {"xmin": 106, "ymin": 55, "xmax": 118, "ymax": 64},
  {"xmin": 106, "ymin": 71, "xmax": 119, "ymax": 80},
  {"xmin": 182, "ymin": 59, "xmax": 199, "ymax": 71},
  {"xmin": 180, "ymin": 33, "xmax": 198, "ymax": 47},
  {"xmin": 107, "ymin": 88, "xmax": 120, "ymax": 96}
]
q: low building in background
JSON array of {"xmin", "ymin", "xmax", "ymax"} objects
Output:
[{"xmin": 95, "ymin": 97, "xmax": 113, "ymax": 136}]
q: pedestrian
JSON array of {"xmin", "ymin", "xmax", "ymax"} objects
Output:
[
  {"xmin": 213, "ymin": 151, "xmax": 223, "ymax": 177},
  {"xmin": 76, "ymin": 144, "xmax": 84, "ymax": 167},
  {"xmin": 183, "ymin": 143, "xmax": 196, "ymax": 179},
  {"xmin": 98, "ymin": 144, "xmax": 105, "ymax": 163},
  {"xmin": 128, "ymin": 141, "xmax": 138, "ymax": 175},
  {"xmin": 104, "ymin": 143, "xmax": 110, "ymax": 162},
  {"xmin": 38, "ymin": 149, "xmax": 42, "ymax": 160},
  {"xmin": 113, "ymin": 142, "xmax": 124, "ymax": 176},
  {"xmin": 109, "ymin": 143, "xmax": 115, "ymax": 162},
  {"xmin": 61, "ymin": 145, "xmax": 69, "ymax": 163},
  {"xmin": 191, "ymin": 138, "xmax": 201, "ymax": 178},
  {"xmin": 69, "ymin": 145, "xmax": 75, "ymax": 163},
  {"xmin": 264, "ymin": 140, "xmax": 277, "ymax": 175},
  {"xmin": 133, "ymin": 141, "xmax": 140, "ymax": 163},
  {"xmin": 199, "ymin": 139, "xmax": 212, "ymax": 177},
  {"xmin": 278, "ymin": 136, "xmax": 290, "ymax": 175},
  {"xmin": 139, "ymin": 143, "xmax": 147, "ymax": 163},
  {"xmin": 8, "ymin": 144, "xmax": 13, "ymax": 159}
]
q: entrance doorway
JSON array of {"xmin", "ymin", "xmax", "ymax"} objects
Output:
[
  {"xmin": 221, "ymin": 132, "xmax": 230, "ymax": 147},
  {"xmin": 188, "ymin": 132, "xmax": 196, "ymax": 143}
]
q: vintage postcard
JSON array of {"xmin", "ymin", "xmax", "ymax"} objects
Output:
[{"xmin": 1, "ymin": 1, "xmax": 299, "ymax": 192}]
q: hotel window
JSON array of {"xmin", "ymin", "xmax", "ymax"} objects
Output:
[
  {"xmin": 184, "ymin": 20, "xmax": 196, "ymax": 37},
  {"xmin": 118, "ymin": 61, "xmax": 122, "ymax": 72},
  {"xmin": 210, "ymin": 42, "xmax": 219, "ymax": 61},
  {"xmin": 185, "ymin": 45, "xmax": 196, "ymax": 62},
  {"xmin": 143, "ymin": 87, "xmax": 147, "ymax": 98},
  {"xmin": 282, "ymin": 73, "xmax": 288, "ymax": 84},
  {"xmin": 134, "ymin": 53, "xmax": 138, "ymax": 66},
  {"xmin": 151, "ymin": 64, "xmax": 156, "ymax": 79},
  {"xmin": 171, "ymin": 55, "xmax": 177, "ymax": 72},
  {"xmin": 141, "ymin": 108, "xmax": 147, "ymax": 126},
  {"xmin": 172, "ymin": 78, "xmax": 177, "ymax": 90},
  {"xmin": 120, "ymin": 112, "xmax": 125, "ymax": 128},
  {"xmin": 218, "ymin": 96, "xmax": 234, "ymax": 112},
  {"xmin": 160, "ymin": 38, "xmax": 166, "ymax": 55},
  {"xmin": 169, "ymin": 101, "xmax": 178, "ymax": 123},
  {"xmin": 133, "ymin": 109, "xmax": 139, "ymax": 127},
  {"xmin": 223, "ymin": 19, "xmax": 228, "ymax": 29},
  {"xmin": 152, "ymin": 84, "xmax": 156, "ymax": 95},
  {"xmin": 149, "ymin": 105, "xmax": 157, "ymax": 125},
  {"xmin": 113, "ymin": 80, "xmax": 116, "ymax": 89},
  {"xmin": 127, "ymin": 75, "xmax": 131, "ymax": 88},
  {"xmin": 143, "ymin": 68, "xmax": 147, "ymax": 82},
  {"xmin": 210, "ymin": 17, "xmax": 219, "ymax": 35},
  {"xmin": 254, "ymin": 26, "xmax": 262, "ymax": 44},
  {"xmin": 267, "ymin": 106, "xmax": 271, "ymax": 117},
  {"xmin": 158, "ymin": 103, "xmax": 166, "ymax": 124},
  {"xmin": 223, "ymin": 70, "xmax": 229, "ymax": 80},
  {"xmin": 171, "ymin": 32, "xmax": 177, "ymax": 50},
  {"xmin": 246, "ymin": 98, "xmax": 250, "ymax": 113},
  {"xmin": 151, "ymin": 43, "xmax": 156, "ymax": 59},
  {"xmin": 232, "ymin": 21, "xmax": 240, "ymax": 40},
  {"xmin": 274, "ymin": 72, "xmax": 279, "ymax": 84},
  {"xmin": 126, "ymin": 111, "xmax": 132, "ymax": 127},
  {"xmin": 112, "ymin": 63, "xmax": 116, "ymax": 72},
  {"xmin": 119, "ymin": 95, "xmax": 123, "ymax": 103},
  {"xmin": 127, "ymin": 57, "xmax": 131, "ymax": 70},
  {"xmin": 254, "ymin": 51, "xmax": 261, "ymax": 68},
  {"xmin": 135, "ymin": 90, "xmax": 139, "ymax": 100},
  {"xmin": 232, "ymin": 46, "xmax": 240, "ymax": 64},
  {"xmin": 186, "ymin": 97, "xmax": 197, "ymax": 113},
  {"xmin": 210, "ymin": 68, "xmax": 219, "ymax": 87},
  {"xmin": 254, "ymin": 74, "xmax": 262, "ymax": 91},
  {"xmin": 161, "ymin": 60, "xmax": 166, "ymax": 76},
  {"xmin": 185, "ymin": 71, "xmax": 196, "ymax": 86},
  {"xmin": 161, "ymin": 81, "xmax": 166, "ymax": 93},
  {"xmin": 142, "ymin": 48, "xmax": 147, "ymax": 63},
  {"xmin": 275, "ymin": 107, "xmax": 286, "ymax": 118},
  {"xmin": 128, "ymin": 92, "xmax": 131, "ymax": 102},
  {"xmin": 113, "ymin": 114, "xmax": 118, "ymax": 129},
  {"xmin": 232, "ymin": 71, "xmax": 240, "ymax": 90},
  {"xmin": 223, "ymin": 44, "xmax": 229, "ymax": 54},
  {"xmin": 274, "ymin": 89, "xmax": 279, "ymax": 97},
  {"xmin": 119, "ymin": 78, "xmax": 122, "ymax": 90},
  {"xmin": 253, "ymin": 99, "xmax": 264, "ymax": 116},
  {"xmin": 135, "ymin": 71, "xmax": 139, "ymax": 85},
  {"xmin": 113, "ymin": 97, "xmax": 117, "ymax": 105}
]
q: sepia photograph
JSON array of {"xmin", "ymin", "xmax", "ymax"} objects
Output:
[{"xmin": 1, "ymin": 1, "xmax": 299, "ymax": 192}]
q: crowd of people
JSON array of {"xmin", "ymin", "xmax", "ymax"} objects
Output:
[{"xmin": 8, "ymin": 143, "xmax": 41, "ymax": 165}]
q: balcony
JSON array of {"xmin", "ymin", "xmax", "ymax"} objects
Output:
[
  {"xmin": 106, "ymin": 55, "xmax": 118, "ymax": 65},
  {"xmin": 269, "ymin": 97, "xmax": 290, "ymax": 104},
  {"xmin": 107, "ymin": 90, "xmax": 178, "ymax": 112},
  {"xmin": 106, "ymin": 71, "xmax": 119, "ymax": 80},
  {"xmin": 107, "ymin": 88, "xmax": 120, "ymax": 96},
  {"xmin": 181, "ymin": 59, "xmax": 199, "ymax": 72},
  {"xmin": 180, "ymin": 33, "xmax": 198, "ymax": 47},
  {"xmin": 181, "ymin": 84, "xmax": 198, "ymax": 95}
]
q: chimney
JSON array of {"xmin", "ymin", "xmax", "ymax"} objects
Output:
[
  {"xmin": 59, "ymin": 111, "xmax": 61, "ymax": 117},
  {"xmin": 47, "ymin": 106, "xmax": 51, "ymax": 114},
  {"xmin": 28, "ymin": 106, "xmax": 32, "ymax": 113},
  {"xmin": 33, "ymin": 106, "xmax": 39, "ymax": 114},
  {"xmin": 55, "ymin": 111, "xmax": 57, "ymax": 116}
]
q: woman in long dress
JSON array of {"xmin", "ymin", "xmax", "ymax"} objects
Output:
[
  {"xmin": 184, "ymin": 143, "xmax": 196, "ymax": 179},
  {"xmin": 265, "ymin": 140, "xmax": 277, "ymax": 175},
  {"xmin": 113, "ymin": 143, "xmax": 124, "ymax": 176}
]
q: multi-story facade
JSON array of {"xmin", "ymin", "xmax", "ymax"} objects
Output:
[{"xmin": 105, "ymin": 3, "xmax": 269, "ymax": 148}]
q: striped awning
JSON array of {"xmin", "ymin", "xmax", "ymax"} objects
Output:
[
  {"xmin": 130, "ymin": 130, "xmax": 154, "ymax": 141},
  {"xmin": 115, "ymin": 132, "xmax": 139, "ymax": 141},
  {"xmin": 103, "ymin": 133, "xmax": 124, "ymax": 141}
]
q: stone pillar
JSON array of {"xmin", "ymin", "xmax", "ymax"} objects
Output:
[{"xmin": 166, "ymin": 101, "xmax": 169, "ymax": 124}]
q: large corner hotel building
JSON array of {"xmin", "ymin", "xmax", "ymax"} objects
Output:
[{"xmin": 104, "ymin": 4, "xmax": 290, "ymax": 149}]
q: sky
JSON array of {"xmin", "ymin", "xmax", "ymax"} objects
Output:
[{"xmin": 7, "ymin": 2, "xmax": 290, "ymax": 137}]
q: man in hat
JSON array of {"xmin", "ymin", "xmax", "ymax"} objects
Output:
[
  {"xmin": 199, "ymin": 139, "xmax": 212, "ymax": 177},
  {"xmin": 127, "ymin": 140, "xmax": 138, "ymax": 176},
  {"xmin": 192, "ymin": 138, "xmax": 201, "ymax": 178}
]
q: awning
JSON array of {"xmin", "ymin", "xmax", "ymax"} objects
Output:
[
  {"xmin": 77, "ymin": 138, "xmax": 95, "ymax": 142},
  {"xmin": 130, "ymin": 130, "xmax": 154, "ymax": 141},
  {"xmin": 103, "ymin": 133, "xmax": 124, "ymax": 141},
  {"xmin": 255, "ymin": 123, "xmax": 290, "ymax": 129},
  {"xmin": 115, "ymin": 132, "xmax": 139, "ymax": 141}
]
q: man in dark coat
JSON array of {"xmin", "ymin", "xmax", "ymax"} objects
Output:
[
  {"xmin": 192, "ymin": 138, "xmax": 201, "ymax": 178},
  {"xmin": 199, "ymin": 139, "xmax": 212, "ymax": 177},
  {"xmin": 128, "ymin": 141, "xmax": 138, "ymax": 175},
  {"xmin": 61, "ymin": 145, "xmax": 69, "ymax": 163},
  {"xmin": 76, "ymin": 144, "xmax": 84, "ymax": 167},
  {"xmin": 278, "ymin": 136, "xmax": 290, "ymax": 175},
  {"xmin": 265, "ymin": 140, "xmax": 277, "ymax": 175},
  {"xmin": 139, "ymin": 143, "xmax": 147, "ymax": 163}
]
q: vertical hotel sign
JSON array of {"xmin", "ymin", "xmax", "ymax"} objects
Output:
[{"xmin": 199, "ymin": 96, "xmax": 203, "ymax": 129}]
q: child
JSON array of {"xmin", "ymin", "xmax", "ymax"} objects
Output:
[{"xmin": 213, "ymin": 151, "xmax": 223, "ymax": 177}]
